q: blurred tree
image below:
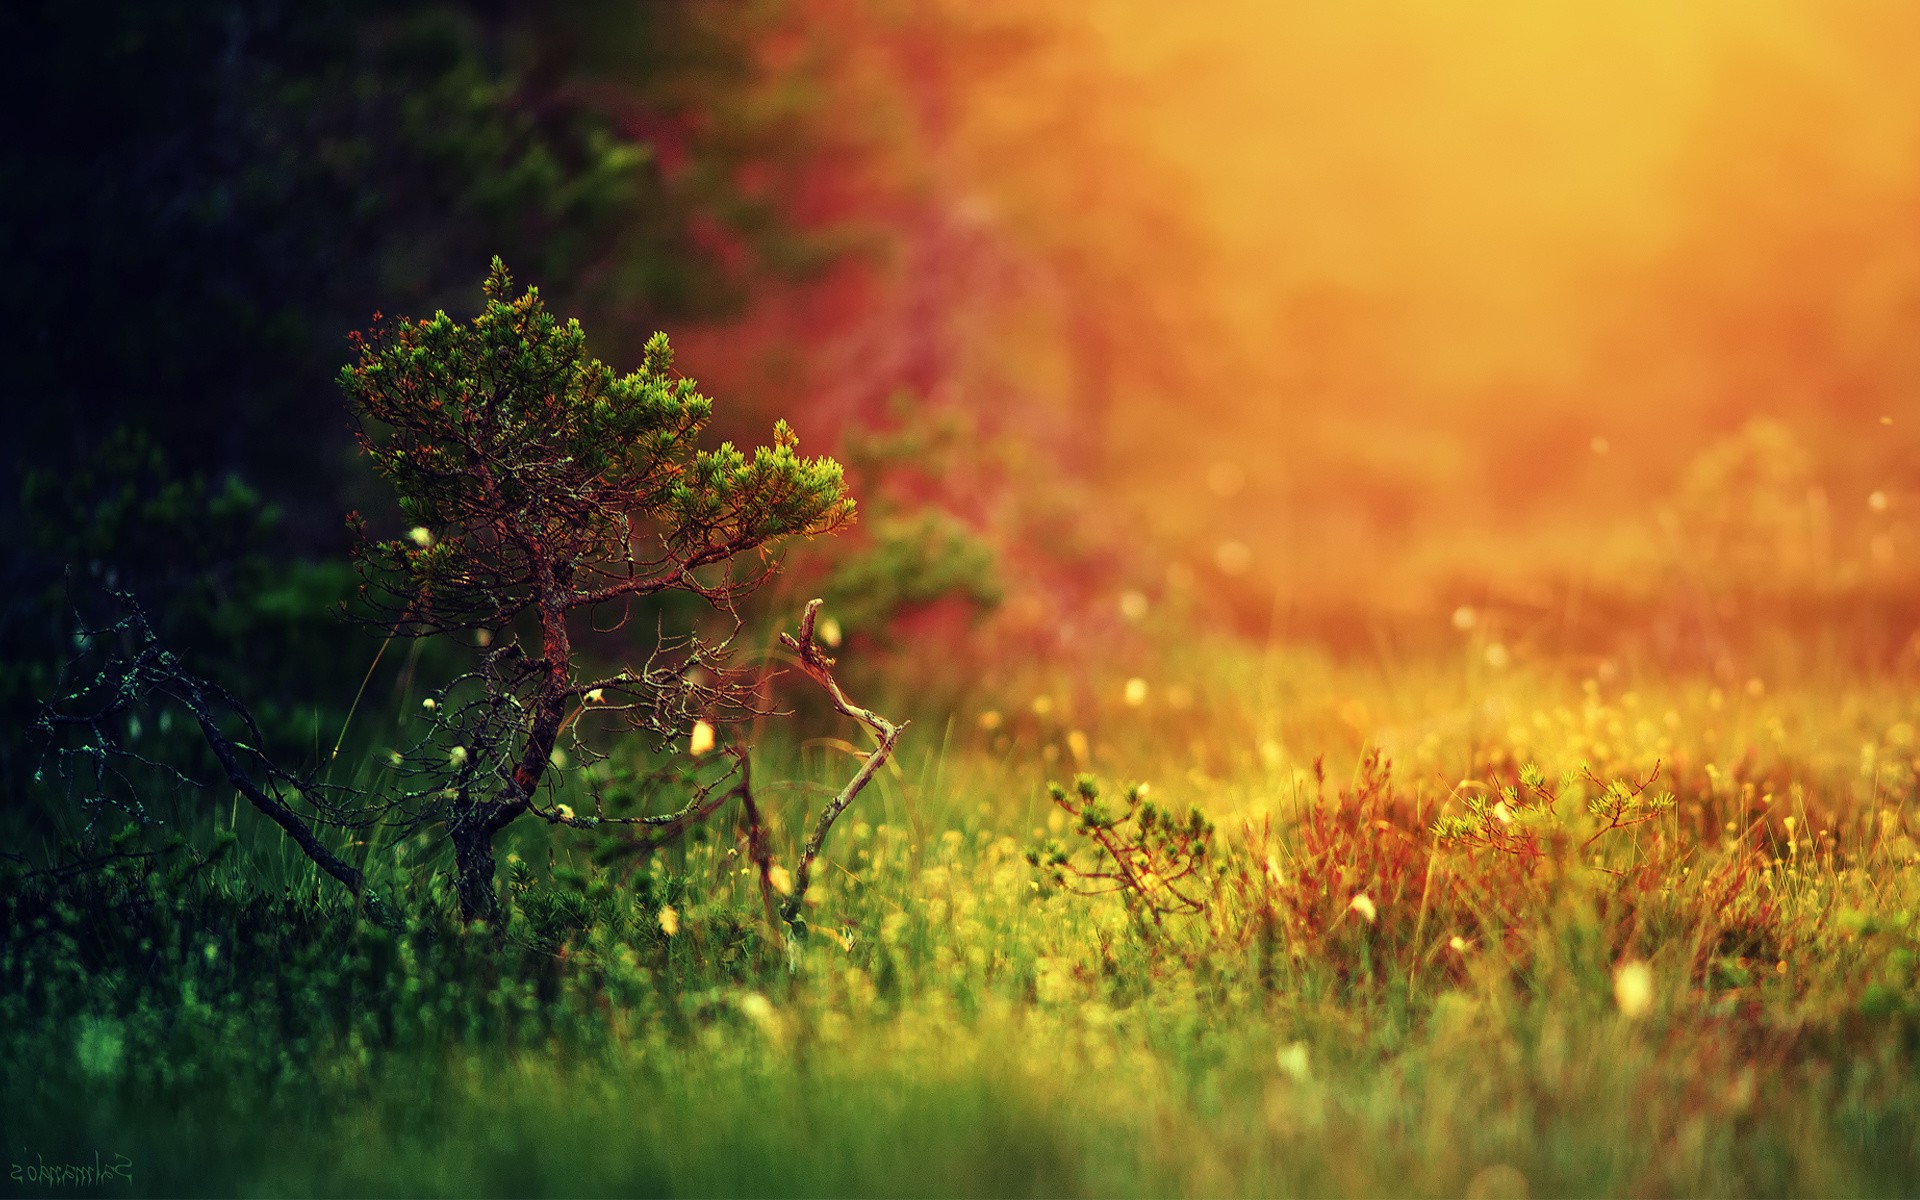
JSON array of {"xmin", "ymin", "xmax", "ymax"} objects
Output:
[{"xmin": 694, "ymin": 0, "xmax": 1212, "ymax": 665}]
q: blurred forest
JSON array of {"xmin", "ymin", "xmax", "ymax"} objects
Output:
[{"xmin": 6, "ymin": 0, "xmax": 1920, "ymax": 773}]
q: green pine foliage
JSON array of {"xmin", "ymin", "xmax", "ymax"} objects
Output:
[
  {"xmin": 336, "ymin": 261, "xmax": 857, "ymax": 921},
  {"xmin": 343, "ymin": 258, "xmax": 853, "ymax": 632}
]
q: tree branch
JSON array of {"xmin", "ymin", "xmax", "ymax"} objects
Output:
[
  {"xmin": 36, "ymin": 593, "xmax": 401, "ymax": 930},
  {"xmin": 777, "ymin": 599, "xmax": 905, "ymax": 930}
]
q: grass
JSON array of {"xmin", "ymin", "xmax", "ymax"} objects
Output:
[{"xmin": 7, "ymin": 634, "xmax": 1920, "ymax": 1196}]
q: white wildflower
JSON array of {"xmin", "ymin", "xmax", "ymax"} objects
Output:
[
  {"xmin": 1614, "ymin": 960, "xmax": 1654, "ymax": 1019},
  {"xmin": 688, "ymin": 720, "xmax": 716, "ymax": 757}
]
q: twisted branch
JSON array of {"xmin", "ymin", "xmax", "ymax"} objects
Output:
[
  {"xmin": 35, "ymin": 591, "xmax": 400, "ymax": 930},
  {"xmin": 778, "ymin": 599, "xmax": 905, "ymax": 929}
]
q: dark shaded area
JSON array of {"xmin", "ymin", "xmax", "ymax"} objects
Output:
[
  {"xmin": 0, "ymin": 0, "xmax": 819, "ymax": 791},
  {"xmin": 1, "ymin": 0, "xmax": 794, "ymax": 527}
]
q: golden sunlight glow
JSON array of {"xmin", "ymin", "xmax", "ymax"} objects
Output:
[{"xmin": 695, "ymin": 0, "xmax": 1920, "ymax": 634}]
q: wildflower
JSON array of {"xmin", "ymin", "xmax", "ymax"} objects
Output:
[
  {"xmin": 1614, "ymin": 960, "xmax": 1654, "ymax": 1019},
  {"xmin": 1449, "ymin": 935, "xmax": 1470, "ymax": 953},
  {"xmin": 768, "ymin": 864, "xmax": 794, "ymax": 896},
  {"xmin": 407, "ymin": 526, "xmax": 433, "ymax": 548},
  {"xmin": 817, "ymin": 616, "xmax": 843, "ymax": 648},
  {"xmin": 1123, "ymin": 677, "xmax": 1149, "ymax": 707},
  {"xmin": 688, "ymin": 719, "xmax": 716, "ymax": 756},
  {"xmin": 658, "ymin": 904, "xmax": 679, "ymax": 936},
  {"xmin": 738, "ymin": 991, "xmax": 778, "ymax": 1034},
  {"xmin": 1348, "ymin": 893, "xmax": 1377, "ymax": 924},
  {"xmin": 1276, "ymin": 1041, "xmax": 1311, "ymax": 1082},
  {"xmin": 448, "ymin": 745, "xmax": 468, "ymax": 768}
]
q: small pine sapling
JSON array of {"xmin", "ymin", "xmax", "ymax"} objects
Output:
[
  {"xmin": 34, "ymin": 260, "xmax": 897, "ymax": 936},
  {"xmin": 1028, "ymin": 774, "xmax": 1215, "ymax": 928},
  {"xmin": 341, "ymin": 259, "xmax": 857, "ymax": 922},
  {"xmin": 1431, "ymin": 760, "xmax": 1675, "ymax": 862}
]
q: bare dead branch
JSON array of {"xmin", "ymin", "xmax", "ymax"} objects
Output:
[
  {"xmin": 777, "ymin": 599, "xmax": 906, "ymax": 930},
  {"xmin": 34, "ymin": 592, "xmax": 401, "ymax": 930}
]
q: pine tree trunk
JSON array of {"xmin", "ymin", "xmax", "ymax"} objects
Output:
[{"xmin": 451, "ymin": 804, "xmax": 501, "ymax": 924}]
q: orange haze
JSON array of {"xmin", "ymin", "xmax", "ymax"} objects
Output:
[{"xmin": 683, "ymin": 0, "xmax": 1920, "ymax": 652}]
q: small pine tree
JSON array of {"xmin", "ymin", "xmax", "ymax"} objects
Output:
[
  {"xmin": 33, "ymin": 260, "xmax": 890, "ymax": 934},
  {"xmin": 340, "ymin": 259, "xmax": 855, "ymax": 920}
]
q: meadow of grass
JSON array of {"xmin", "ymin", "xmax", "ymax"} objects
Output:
[{"xmin": 7, "ymin": 621, "xmax": 1920, "ymax": 1197}]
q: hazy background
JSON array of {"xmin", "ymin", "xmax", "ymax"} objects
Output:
[
  {"xmin": 679, "ymin": 0, "xmax": 1920, "ymax": 664},
  {"xmin": 8, "ymin": 0, "xmax": 1918, "ymax": 720}
]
